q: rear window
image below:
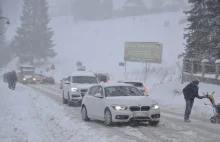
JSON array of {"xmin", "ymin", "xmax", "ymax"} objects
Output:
[{"xmin": 124, "ymin": 82, "xmax": 144, "ymax": 87}]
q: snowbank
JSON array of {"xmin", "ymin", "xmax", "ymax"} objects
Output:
[{"xmin": 0, "ymin": 82, "xmax": 135, "ymax": 142}]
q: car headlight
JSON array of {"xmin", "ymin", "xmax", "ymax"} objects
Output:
[
  {"xmin": 33, "ymin": 78, "xmax": 36, "ymax": 81},
  {"xmin": 151, "ymin": 104, "xmax": 159, "ymax": 110},
  {"xmin": 111, "ymin": 105, "xmax": 127, "ymax": 110},
  {"xmin": 23, "ymin": 78, "xmax": 26, "ymax": 81},
  {"xmin": 71, "ymin": 88, "xmax": 78, "ymax": 92}
]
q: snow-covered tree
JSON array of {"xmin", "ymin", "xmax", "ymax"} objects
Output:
[
  {"xmin": 206, "ymin": 0, "xmax": 220, "ymax": 59},
  {"xmin": 101, "ymin": 0, "xmax": 113, "ymax": 18},
  {"xmin": 182, "ymin": 0, "xmax": 212, "ymax": 60},
  {"xmin": 12, "ymin": 0, "xmax": 56, "ymax": 64},
  {"xmin": 0, "ymin": 8, "xmax": 5, "ymax": 44},
  {"xmin": 182, "ymin": 0, "xmax": 220, "ymax": 61}
]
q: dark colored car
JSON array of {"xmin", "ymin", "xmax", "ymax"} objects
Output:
[
  {"xmin": 94, "ymin": 72, "xmax": 110, "ymax": 83},
  {"xmin": 40, "ymin": 76, "xmax": 55, "ymax": 84}
]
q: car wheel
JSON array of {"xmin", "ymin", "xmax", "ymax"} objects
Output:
[
  {"xmin": 62, "ymin": 91, "xmax": 67, "ymax": 104},
  {"xmin": 67, "ymin": 93, "xmax": 72, "ymax": 106},
  {"xmin": 149, "ymin": 121, "xmax": 159, "ymax": 126},
  {"xmin": 104, "ymin": 108, "xmax": 113, "ymax": 126},
  {"xmin": 81, "ymin": 105, "xmax": 90, "ymax": 121}
]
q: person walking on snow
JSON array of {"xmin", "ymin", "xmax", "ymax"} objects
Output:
[
  {"xmin": 8, "ymin": 71, "xmax": 17, "ymax": 90},
  {"xmin": 182, "ymin": 80, "xmax": 206, "ymax": 122}
]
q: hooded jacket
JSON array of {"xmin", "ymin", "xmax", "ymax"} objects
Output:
[{"xmin": 183, "ymin": 83, "xmax": 203, "ymax": 100}]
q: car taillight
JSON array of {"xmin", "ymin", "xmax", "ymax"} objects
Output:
[
  {"xmin": 44, "ymin": 77, "xmax": 46, "ymax": 80},
  {"xmin": 107, "ymin": 80, "xmax": 110, "ymax": 83}
]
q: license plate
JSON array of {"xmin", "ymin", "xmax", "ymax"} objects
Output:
[{"xmin": 133, "ymin": 112, "xmax": 148, "ymax": 117}]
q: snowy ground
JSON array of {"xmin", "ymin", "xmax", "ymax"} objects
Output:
[
  {"xmin": 2, "ymin": 9, "xmax": 220, "ymax": 142},
  {"xmin": 1, "ymin": 80, "xmax": 220, "ymax": 142}
]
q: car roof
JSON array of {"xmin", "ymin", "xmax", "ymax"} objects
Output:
[
  {"xmin": 99, "ymin": 82, "xmax": 134, "ymax": 88},
  {"xmin": 118, "ymin": 80, "xmax": 143, "ymax": 84},
  {"xmin": 72, "ymin": 71, "xmax": 96, "ymax": 77},
  {"xmin": 20, "ymin": 64, "xmax": 34, "ymax": 68}
]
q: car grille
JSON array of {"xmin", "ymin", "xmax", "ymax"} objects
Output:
[
  {"xmin": 81, "ymin": 89, "xmax": 88, "ymax": 97},
  {"xmin": 130, "ymin": 106, "xmax": 150, "ymax": 111}
]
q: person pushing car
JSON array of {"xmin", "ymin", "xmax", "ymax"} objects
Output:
[{"xmin": 182, "ymin": 80, "xmax": 206, "ymax": 122}]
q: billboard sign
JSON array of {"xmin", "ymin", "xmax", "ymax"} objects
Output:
[{"xmin": 124, "ymin": 42, "xmax": 163, "ymax": 63}]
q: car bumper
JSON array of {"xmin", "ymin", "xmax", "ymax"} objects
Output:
[
  {"xmin": 70, "ymin": 95, "xmax": 83, "ymax": 103},
  {"xmin": 111, "ymin": 108, "xmax": 160, "ymax": 122}
]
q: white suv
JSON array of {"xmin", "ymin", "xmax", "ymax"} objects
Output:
[{"xmin": 62, "ymin": 71, "xmax": 99, "ymax": 106}]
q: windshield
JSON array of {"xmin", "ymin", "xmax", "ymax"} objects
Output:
[
  {"xmin": 124, "ymin": 82, "xmax": 144, "ymax": 87},
  {"xmin": 105, "ymin": 86, "xmax": 143, "ymax": 97},
  {"xmin": 72, "ymin": 76, "xmax": 98, "ymax": 84},
  {"xmin": 22, "ymin": 71, "xmax": 34, "ymax": 76}
]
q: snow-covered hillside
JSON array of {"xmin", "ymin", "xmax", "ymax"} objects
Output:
[{"xmin": 23, "ymin": 11, "xmax": 185, "ymax": 81}]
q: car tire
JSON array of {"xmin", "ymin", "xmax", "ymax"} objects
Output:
[
  {"xmin": 62, "ymin": 91, "xmax": 67, "ymax": 104},
  {"xmin": 67, "ymin": 93, "xmax": 72, "ymax": 106},
  {"xmin": 149, "ymin": 121, "xmax": 159, "ymax": 126},
  {"xmin": 104, "ymin": 108, "xmax": 113, "ymax": 126},
  {"xmin": 81, "ymin": 105, "xmax": 90, "ymax": 121}
]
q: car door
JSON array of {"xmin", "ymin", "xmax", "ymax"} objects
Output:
[
  {"xmin": 92, "ymin": 86, "xmax": 105, "ymax": 120},
  {"xmin": 85, "ymin": 86, "xmax": 98, "ymax": 117}
]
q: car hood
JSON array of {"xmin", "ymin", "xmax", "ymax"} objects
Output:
[
  {"xmin": 71, "ymin": 84, "xmax": 94, "ymax": 89},
  {"xmin": 105, "ymin": 96, "xmax": 157, "ymax": 106}
]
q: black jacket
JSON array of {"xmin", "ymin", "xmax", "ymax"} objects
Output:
[{"xmin": 183, "ymin": 83, "xmax": 203, "ymax": 100}]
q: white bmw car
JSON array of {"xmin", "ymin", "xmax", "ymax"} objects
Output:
[{"xmin": 81, "ymin": 83, "xmax": 160, "ymax": 126}]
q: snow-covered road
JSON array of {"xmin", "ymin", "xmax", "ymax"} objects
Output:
[
  {"xmin": 27, "ymin": 83, "xmax": 220, "ymax": 142},
  {"xmin": 1, "ymin": 81, "xmax": 220, "ymax": 142}
]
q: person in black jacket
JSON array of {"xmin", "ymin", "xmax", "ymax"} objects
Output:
[{"xmin": 182, "ymin": 80, "xmax": 206, "ymax": 122}]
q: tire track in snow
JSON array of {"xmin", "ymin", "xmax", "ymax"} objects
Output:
[
  {"xmin": 29, "ymin": 84, "xmax": 153, "ymax": 142},
  {"xmin": 29, "ymin": 84, "xmax": 220, "ymax": 142}
]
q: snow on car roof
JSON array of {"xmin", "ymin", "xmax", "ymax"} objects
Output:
[
  {"xmin": 101, "ymin": 82, "xmax": 133, "ymax": 88},
  {"xmin": 118, "ymin": 80, "xmax": 143, "ymax": 83},
  {"xmin": 72, "ymin": 71, "xmax": 96, "ymax": 77}
]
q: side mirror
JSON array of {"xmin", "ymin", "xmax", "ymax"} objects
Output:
[
  {"xmin": 94, "ymin": 93, "xmax": 103, "ymax": 98},
  {"xmin": 64, "ymin": 81, "xmax": 70, "ymax": 84}
]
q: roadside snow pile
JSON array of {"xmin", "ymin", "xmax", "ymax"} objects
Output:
[{"xmin": 0, "ymin": 82, "xmax": 136, "ymax": 142}]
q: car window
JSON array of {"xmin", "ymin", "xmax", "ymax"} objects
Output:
[
  {"xmin": 89, "ymin": 86, "xmax": 98, "ymax": 96},
  {"xmin": 104, "ymin": 86, "xmax": 143, "ymax": 97},
  {"xmin": 72, "ymin": 76, "xmax": 98, "ymax": 84},
  {"xmin": 95, "ymin": 86, "xmax": 103, "ymax": 96},
  {"xmin": 124, "ymin": 82, "xmax": 144, "ymax": 87}
]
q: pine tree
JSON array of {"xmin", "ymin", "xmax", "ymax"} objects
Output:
[
  {"xmin": 101, "ymin": 0, "xmax": 113, "ymax": 18},
  {"xmin": 0, "ymin": 7, "xmax": 5, "ymax": 44},
  {"xmin": 206, "ymin": 0, "xmax": 220, "ymax": 59},
  {"xmin": 12, "ymin": 0, "xmax": 56, "ymax": 64},
  {"xmin": 182, "ymin": 0, "xmax": 212, "ymax": 61},
  {"xmin": 32, "ymin": 0, "xmax": 56, "ymax": 60}
]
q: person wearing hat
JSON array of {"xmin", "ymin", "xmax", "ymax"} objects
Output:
[{"xmin": 182, "ymin": 80, "xmax": 206, "ymax": 122}]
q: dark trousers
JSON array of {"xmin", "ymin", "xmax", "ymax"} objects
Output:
[
  {"xmin": 184, "ymin": 99, "xmax": 194, "ymax": 120},
  {"xmin": 8, "ymin": 81, "xmax": 16, "ymax": 90}
]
